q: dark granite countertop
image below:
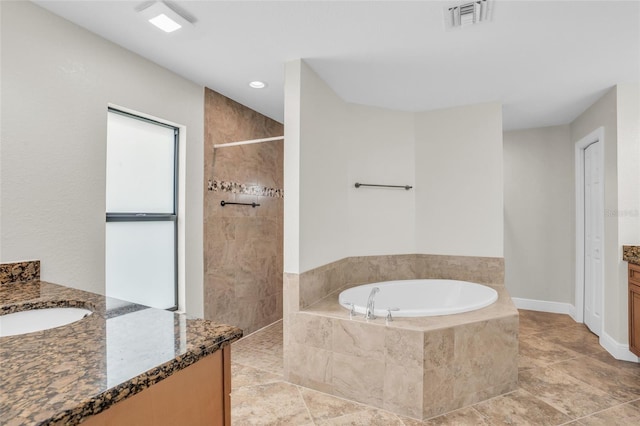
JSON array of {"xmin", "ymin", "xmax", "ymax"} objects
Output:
[
  {"xmin": 0, "ymin": 280, "xmax": 243, "ymax": 426},
  {"xmin": 623, "ymin": 245, "xmax": 640, "ymax": 266}
]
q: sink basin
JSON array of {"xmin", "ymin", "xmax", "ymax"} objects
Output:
[{"xmin": 0, "ymin": 307, "xmax": 92, "ymax": 337}]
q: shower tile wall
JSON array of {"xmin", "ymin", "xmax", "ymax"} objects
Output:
[{"xmin": 204, "ymin": 88, "xmax": 284, "ymax": 335}]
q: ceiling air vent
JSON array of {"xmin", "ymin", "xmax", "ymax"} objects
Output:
[{"xmin": 444, "ymin": 0, "xmax": 491, "ymax": 29}]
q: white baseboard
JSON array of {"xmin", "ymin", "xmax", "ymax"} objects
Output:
[
  {"xmin": 600, "ymin": 332, "xmax": 640, "ymax": 363},
  {"xmin": 511, "ymin": 297, "xmax": 576, "ymax": 320},
  {"xmin": 512, "ymin": 297, "xmax": 639, "ymax": 363}
]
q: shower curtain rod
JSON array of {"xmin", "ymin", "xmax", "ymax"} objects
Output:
[{"xmin": 213, "ymin": 135, "xmax": 284, "ymax": 149}]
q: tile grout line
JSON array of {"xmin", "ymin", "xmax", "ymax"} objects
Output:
[
  {"xmin": 295, "ymin": 385, "xmax": 318, "ymax": 425},
  {"xmin": 510, "ymin": 387, "xmax": 573, "ymax": 422},
  {"xmin": 520, "ymin": 315, "xmax": 640, "ymax": 422},
  {"xmin": 473, "ymin": 388, "xmax": 521, "ymax": 405},
  {"xmin": 567, "ymin": 397, "xmax": 640, "ymax": 423},
  {"xmin": 292, "ymin": 383, "xmax": 412, "ymax": 425},
  {"xmin": 521, "ymin": 336, "xmax": 640, "ymax": 423},
  {"xmin": 470, "ymin": 405, "xmax": 497, "ymax": 426},
  {"xmin": 231, "ymin": 379, "xmax": 286, "ymax": 392},
  {"xmin": 231, "ymin": 361, "xmax": 284, "ymax": 380},
  {"xmin": 233, "ymin": 384, "xmax": 283, "ymax": 395},
  {"xmin": 521, "ymin": 363, "xmax": 630, "ymax": 417},
  {"xmin": 388, "ymin": 412, "xmax": 408, "ymax": 425},
  {"xmin": 522, "ymin": 359, "xmax": 639, "ymax": 422},
  {"xmin": 545, "ymin": 353, "xmax": 638, "ymax": 399},
  {"xmin": 519, "ymin": 318, "xmax": 594, "ymax": 337},
  {"xmin": 318, "ymin": 410, "xmax": 370, "ymax": 424},
  {"xmin": 518, "ymin": 382, "xmax": 605, "ymax": 422},
  {"xmin": 557, "ymin": 420, "xmax": 581, "ymax": 426},
  {"xmin": 233, "ymin": 318, "xmax": 283, "ymax": 342},
  {"xmin": 423, "ymin": 391, "xmax": 519, "ymax": 424},
  {"xmin": 544, "ymin": 353, "xmax": 596, "ymax": 372}
]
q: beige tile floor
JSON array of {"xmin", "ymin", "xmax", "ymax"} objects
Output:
[{"xmin": 230, "ymin": 310, "xmax": 640, "ymax": 425}]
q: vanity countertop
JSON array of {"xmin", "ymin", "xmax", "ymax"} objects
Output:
[
  {"xmin": 0, "ymin": 280, "xmax": 243, "ymax": 426},
  {"xmin": 623, "ymin": 245, "xmax": 640, "ymax": 266}
]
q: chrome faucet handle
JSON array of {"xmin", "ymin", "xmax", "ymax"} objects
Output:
[
  {"xmin": 344, "ymin": 301, "xmax": 356, "ymax": 319},
  {"xmin": 385, "ymin": 307, "xmax": 400, "ymax": 324}
]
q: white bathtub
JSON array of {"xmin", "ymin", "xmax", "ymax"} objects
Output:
[{"xmin": 338, "ymin": 279, "xmax": 498, "ymax": 317}]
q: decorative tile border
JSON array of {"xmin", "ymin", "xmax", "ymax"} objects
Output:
[
  {"xmin": 0, "ymin": 260, "xmax": 40, "ymax": 285},
  {"xmin": 207, "ymin": 179, "xmax": 284, "ymax": 198}
]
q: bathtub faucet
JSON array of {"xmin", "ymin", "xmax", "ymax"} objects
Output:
[{"xmin": 365, "ymin": 287, "xmax": 380, "ymax": 320}]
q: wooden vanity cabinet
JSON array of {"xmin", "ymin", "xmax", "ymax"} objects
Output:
[
  {"xmin": 83, "ymin": 346, "xmax": 232, "ymax": 426},
  {"xmin": 629, "ymin": 263, "xmax": 640, "ymax": 357}
]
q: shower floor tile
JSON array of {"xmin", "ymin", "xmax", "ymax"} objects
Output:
[
  {"xmin": 231, "ymin": 311, "xmax": 640, "ymax": 425},
  {"xmin": 232, "ymin": 320, "xmax": 283, "ymax": 376}
]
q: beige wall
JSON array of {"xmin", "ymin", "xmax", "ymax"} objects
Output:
[
  {"xmin": 345, "ymin": 103, "xmax": 416, "ymax": 257},
  {"xmin": 283, "ymin": 60, "xmax": 302, "ymax": 274},
  {"xmin": 616, "ymin": 83, "xmax": 640, "ymax": 246},
  {"xmin": 0, "ymin": 2, "xmax": 205, "ymax": 316},
  {"xmin": 571, "ymin": 87, "xmax": 623, "ymax": 342},
  {"xmin": 203, "ymin": 89, "xmax": 283, "ymax": 335},
  {"xmin": 283, "ymin": 60, "xmax": 352, "ymax": 274},
  {"xmin": 503, "ymin": 125, "xmax": 574, "ymax": 303},
  {"xmin": 286, "ymin": 60, "xmax": 417, "ymax": 274},
  {"xmin": 504, "ymin": 86, "xmax": 638, "ymax": 355},
  {"xmin": 415, "ymin": 103, "xmax": 504, "ymax": 258},
  {"xmin": 284, "ymin": 60, "xmax": 504, "ymax": 274},
  {"xmin": 616, "ymin": 83, "xmax": 640, "ymax": 348},
  {"xmin": 297, "ymin": 61, "xmax": 350, "ymax": 273}
]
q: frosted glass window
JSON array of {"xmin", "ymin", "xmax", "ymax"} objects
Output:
[
  {"xmin": 106, "ymin": 111, "xmax": 176, "ymax": 213},
  {"xmin": 105, "ymin": 108, "xmax": 178, "ymax": 310},
  {"xmin": 105, "ymin": 221, "xmax": 176, "ymax": 310}
]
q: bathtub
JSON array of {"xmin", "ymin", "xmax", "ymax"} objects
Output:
[{"xmin": 338, "ymin": 279, "xmax": 498, "ymax": 317}]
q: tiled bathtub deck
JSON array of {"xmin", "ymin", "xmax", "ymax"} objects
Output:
[{"xmin": 231, "ymin": 310, "xmax": 640, "ymax": 425}]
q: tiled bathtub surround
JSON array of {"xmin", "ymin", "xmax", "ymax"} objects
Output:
[
  {"xmin": 287, "ymin": 289, "xmax": 518, "ymax": 420},
  {"xmin": 0, "ymin": 260, "xmax": 40, "ymax": 285},
  {"xmin": 284, "ymin": 254, "xmax": 517, "ymax": 420},
  {"xmin": 293, "ymin": 254, "xmax": 505, "ymax": 310},
  {"xmin": 232, "ymin": 314, "xmax": 640, "ymax": 425},
  {"xmin": 204, "ymin": 88, "xmax": 284, "ymax": 336}
]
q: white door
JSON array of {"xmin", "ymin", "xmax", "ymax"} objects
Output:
[{"xmin": 583, "ymin": 140, "xmax": 603, "ymax": 335}]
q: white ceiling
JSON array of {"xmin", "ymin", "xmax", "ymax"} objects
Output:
[{"xmin": 34, "ymin": 0, "xmax": 639, "ymax": 130}]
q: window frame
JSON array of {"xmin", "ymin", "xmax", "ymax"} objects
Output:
[{"xmin": 105, "ymin": 107, "xmax": 179, "ymax": 311}]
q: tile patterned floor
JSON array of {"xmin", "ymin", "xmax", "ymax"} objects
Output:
[{"xmin": 230, "ymin": 310, "xmax": 640, "ymax": 425}]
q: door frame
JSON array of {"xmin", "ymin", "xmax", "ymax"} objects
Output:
[{"xmin": 574, "ymin": 126, "xmax": 605, "ymax": 326}]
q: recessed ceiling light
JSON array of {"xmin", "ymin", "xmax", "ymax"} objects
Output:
[
  {"xmin": 139, "ymin": 2, "xmax": 193, "ymax": 33},
  {"xmin": 249, "ymin": 81, "xmax": 267, "ymax": 89},
  {"xmin": 149, "ymin": 13, "xmax": 182, "ymax": 33}
]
